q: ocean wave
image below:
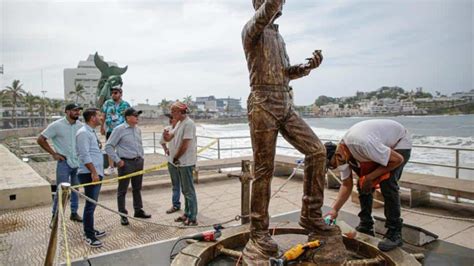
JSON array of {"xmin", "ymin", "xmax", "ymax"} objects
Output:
[{"xmin": 194, "ymin": 122, "xmax": 473, "ymax": 180}]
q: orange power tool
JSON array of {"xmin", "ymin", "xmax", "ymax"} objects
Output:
[{"xmin": 269, "ymin": 240, "xmax": 324, "ymax": 266}]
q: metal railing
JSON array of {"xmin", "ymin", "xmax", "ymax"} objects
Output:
[
  {"xmin": 139, "ymin": 133, "xmax": 474, "ymax": 178},
  {"xmin": 18, "ymin": 133, "xmax": 474, "ymax": 177}
]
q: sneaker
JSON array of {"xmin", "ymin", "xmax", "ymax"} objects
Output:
[
  {"xmin": 94, "ymin": 229, "xmax": 107, "ymax": 238},
  {"xmin": 134, "ymin": 210, "xmax": 152, "ymax": 219},
  {"xmin": 378, "ymin": 230, "xmax": 403, "ymax": 251},
  {"xmin": 355, "ymin": 225, "xmax": 375, "ymax": 236},
  {"xmin": 104, "ymin": 167, "xmax": 113, "ymax": 176},
  {"xmin": 83, "ymin": 230, "xmax": 107, "ymax": 238},
  {"xmin": 70, "ymin": 213, "xmax": 83, "ymax": 222},
  {"xmin": 85, "ymin": 237, "xmax": 103, "ymax": 248},
  {"xmin": 121, "ymin": 216, "xmax": 129, "ymax": 226}
]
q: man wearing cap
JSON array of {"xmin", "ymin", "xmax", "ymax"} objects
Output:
[
  {"xmin": 164, "ymin": 101, "xmax": 198, "ymax": 226},
  {"xmin": 160, "ymin": 114, "xmax": 182, "ymax": 214},
  {"xmin": 37, "ymin": 103, "xmax": 84, "ymax": 224},
  {"xmin": 101, "ymin": 79, "xmax": 130, "ymax": 175},
  {"xmin": 325, "ymin": 119, "xmax": 412, "ymax": 251},
  {"xmin": 105, "ymin": 107, "xmax": 151, "ymax": 225}
]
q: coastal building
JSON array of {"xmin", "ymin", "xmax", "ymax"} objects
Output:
[
  {"xmin": 218, "ymin": 97, "xmax": 243, "ymax": 115},
  {"xmin": 195, "ymin": 95, "xmax": 244, "ymax": 117},
  {"xmin": 195, "ymin": 96, "xmax": 218, "ymax": 112},
  {"xmin": 63, "ymin": 54, "xmax": 119, "ymax": 107},
  {"xmin": 452, "ymin": 89, "xmax": 474, "ymax": 100},
  {"xmin": 133, "ymin": 103, "xmax": 163, "ymax": 119}
]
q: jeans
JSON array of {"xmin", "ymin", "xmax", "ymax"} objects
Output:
[
  {"xmin": 170, "ymin": 164, "xmax": 197, "ymax": 220},
  {"xmin": 357, "ymin": 149, "xmax": 411, "ymax": 231},
  {"xmin": 78, "ymin": 173, "xmax": 103, "ymax": 239},
  {"xmin": 117, "ymin": 158, "xmax": 144, "ymax": 214},
  {"xmin": 167, "ymin": 163, "xmax": 181, "ymax": 209},
  {"xmin": 52, "ymin": 160, "xmax": 79, "ymax": 215}
]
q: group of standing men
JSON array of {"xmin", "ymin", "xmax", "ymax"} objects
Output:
[{"xmin": 37, "ymin": 79, "xmax": 198, "ymax": 248}]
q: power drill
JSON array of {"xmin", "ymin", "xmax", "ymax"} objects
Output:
[
  {"xmin": 188, "ymin": 224, "xmax": 223, "ymax": 242},
  {"xmin": 269, "ymin": 240, "xmax": 323, "ymax": 266}
]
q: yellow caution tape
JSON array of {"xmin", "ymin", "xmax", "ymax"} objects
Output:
[{"xmin": 72, "ymin": 139, "xmax": 218, "ymax": 189}]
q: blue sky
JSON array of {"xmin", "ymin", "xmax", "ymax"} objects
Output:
[{"xmin": 0, "ymin": 0, "xmax": 472, "ymax": 105}]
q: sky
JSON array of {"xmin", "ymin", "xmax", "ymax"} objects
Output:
[{"xmin": 0, "ymin": 0, "xmax": 472, "ymax": 105}]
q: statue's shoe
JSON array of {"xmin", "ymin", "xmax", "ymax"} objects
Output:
[
  {"xmin": 242, "ymin": 234, "xmax": 280, "ymax": 266},
  {"xmin": 304, "ymin": 226, "xmax": 347, "ymax": 265}
]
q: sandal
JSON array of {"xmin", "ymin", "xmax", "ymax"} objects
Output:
[
  {"xmin": 183, "ymin": 219, "xmax": 198, "ymax": 226},
  {"xmin": 166, "ymin": 206, "xmax": 180, "ymax": 214},
  {"xmin": 174, "ymin": 214, "xmax": 187, "ymax": 222}
]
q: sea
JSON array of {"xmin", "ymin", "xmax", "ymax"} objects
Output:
[{"xmin": 145, "ymin": 115, "xmax": 474, "ymax": 181}]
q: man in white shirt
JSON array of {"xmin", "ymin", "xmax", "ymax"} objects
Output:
[
  {"xmin": 326, "ymin": 119, "xmax": 412, "ymax": 251},
  {"xmin": 163, "ymin": 102, "xmax": 198, "ymax": 226},
  {"xmin": 161, "ymin": 114, "xmax": 182, "ymax": 214}
]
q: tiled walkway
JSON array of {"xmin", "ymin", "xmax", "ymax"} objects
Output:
[{"xmin": 1, "ymin": 170, "xmax": 473, "ymax": 265}]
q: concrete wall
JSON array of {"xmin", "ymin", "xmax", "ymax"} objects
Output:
[
  {"xmin": 0, "ymin": 144, "xmax": 51, "ymax": 210},
  {"xmin": 0, "ymin": 127, "xmax": 44, "ymax": 141}
]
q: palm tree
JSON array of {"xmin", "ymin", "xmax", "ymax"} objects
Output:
[
  {"xmin": 4, "ymin": 80, "xmax": 26, "ymax": 128},
  {"xmin": 182, "ymin": 95, "xmax": 193, "ymax": 106},
  {"xmin": 0, "ymin": 90, "xmax": 10, "ymax": 107},
  {"xmin": 182, "ymin": 95, "xmax": 195, "ymax": 114},
  {"xmin": 69, "ymin": 83, "xmax": 86, "ymax": 103},
  {"xmin": 24, "ymin": 93, "xmax": 40, "ymax": 127},
  {"xmin": 49, "ymin": 99, "xmax": 64, "ymax": 116},
  {"xmin": 159, "ymin": 98, "xmax": 171, "ymax": 114}
]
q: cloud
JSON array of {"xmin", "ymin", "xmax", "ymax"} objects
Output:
[{"xmin": 0, "ymin": 0, "xmax": 472, "ymax": 105}]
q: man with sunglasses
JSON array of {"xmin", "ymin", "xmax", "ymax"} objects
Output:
[
  {"xmin": 105, "ymin": 108, "xmax": 151, "ymax": 225},
  {"xmin": 325, "ymin": 119, "xmax": 412, "ymax": 251},
  {"xmin": 100, "ymin": 77, "xmax": 130, "ymax": 175}
]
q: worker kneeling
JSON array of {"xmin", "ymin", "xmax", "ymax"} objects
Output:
[{"xmin": 325, "ymin": 119, "xmax": 412, "ymax": 252}]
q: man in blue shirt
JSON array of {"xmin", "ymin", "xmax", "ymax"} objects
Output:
[
  {"xmin": 100, "ymin": 83, "xmax": 130, "ymax": 176},
  {"xmin": 105, "ymin": 108, "xmax": 151, "ymax": 226},
  {"xmin": 76, "ymin": 108, "xmax": 106, "ymax": 248},
  {"xmin": 37, "ymin": 103, "xmax": 83, "ymax": 224}
]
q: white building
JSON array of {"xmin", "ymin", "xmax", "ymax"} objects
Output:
[
  {"xmin": 64, "ymin": 54, "xmax": 118, "ymax": 107},
  {"xmin": 452, "ymin": 89, "xmax": 474, "ymax": 100},
  {"xmin": 134, "ymin": 103, "xmax": 163, "ymax": 118}
]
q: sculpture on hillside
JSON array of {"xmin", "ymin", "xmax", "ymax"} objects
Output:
[
  {"xmin": 241, "ymin": 0, "xmax": 347, "ymax": 264},
  {"xmin": 93, "ymin": 52, "xmax": 128, "ymax": 107}
]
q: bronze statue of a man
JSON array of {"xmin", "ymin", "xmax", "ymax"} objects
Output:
[{"xmin": 242, "ymin": 0, "xmax": 346, "ymax": 264}]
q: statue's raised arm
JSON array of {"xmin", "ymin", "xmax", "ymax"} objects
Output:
[{"xmin": 242, "ymin": 0, "xmax": 283, "ymax": 47}]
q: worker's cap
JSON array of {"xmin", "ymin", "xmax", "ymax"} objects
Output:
[
  {"xmin": 124, "ymin": 107, "xmax": 142, "ymax": 117},
  {"xmin": 65, "ymin": 103, "xmax": 83, "ymax": 111},
  {"xmin": 170, "ymin": 101, "xmax": 188, "ymax": 111}
]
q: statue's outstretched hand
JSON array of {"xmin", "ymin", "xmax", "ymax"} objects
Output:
[{"xmin": 304, "ymin": 50, "xmax": 323, "ymax": 70}]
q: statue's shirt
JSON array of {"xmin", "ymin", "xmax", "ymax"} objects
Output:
[{"xmin": 242, "ymin": 0, "xmax": 308, "ymax": 88}]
